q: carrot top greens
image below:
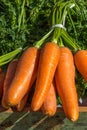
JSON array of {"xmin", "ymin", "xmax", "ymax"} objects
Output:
[{"xmin": 0, "ymin": 0, "xmax": 87, "ymax": 54}]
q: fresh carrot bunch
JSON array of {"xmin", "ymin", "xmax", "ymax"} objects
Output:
[
  {"xmin": 0, "ymin": 41, "xmax": 59, "ymax": 113},
  {"xmin": 0, "ymin": 44, "xmax": 79, "ymax": 122},
  {"xmin": 0, "ymin": 1, "xmax": 86, "ymax": 123}
]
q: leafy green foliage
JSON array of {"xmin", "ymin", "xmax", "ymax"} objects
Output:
[
  {"xmin": 1, "ymin": 0, "xmax": 87, "ymax": 54},
  {"xmin": 0, "ymin": 0, "xmax": 56, "ymax": 55},
  {"xmin": 0, "ymin": 0, "xmax": 27, "ymax": 54},
  {"xmin": 66, "ymin": 0, "xmax": 87, "ymax": 49}
]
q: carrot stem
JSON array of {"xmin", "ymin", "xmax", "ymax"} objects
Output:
[
  {"xmin": 0, "ymin": 48, "xmax": 22, "ymax": 66},
  {"xmin": 51, "ymin": 0, "xmax": 81, "ymax": 53},
  {"xmin": 61, "ymin": 29, "xmax": 81, "ymax": 52},
  {"xmin": 34, "ymin": 30, "xmax": 53, "ymax": 48}
]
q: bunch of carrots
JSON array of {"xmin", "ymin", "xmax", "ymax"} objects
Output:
[
  {"xmin": 0, "ymin": 1, "xmax": 87, "ymax": 122},
  {"xmin": 0, "ymin": 41, "xmax": 86, "ymax": 122},
  {"xmin": 0, "ymin": 43, "xmax": 78, "ymax": 121}
]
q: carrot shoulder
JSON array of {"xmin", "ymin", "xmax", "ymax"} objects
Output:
[
  {"xmin": 74, "ymin": 50, "xmax": 87, "ymax": 82},
  {"xmin": 55, "ymin": 47, "xmax": 79, "ymax": 121},
  {"xmin": 41, "ymin": 81, "xmax": 57, "ymax": 116},
  {"xmin": 31, "ymin": 42, "xmax": 60, "ymax": 111},
  {"xmin": 1, "ymin": 59, "xmax": 18, "ymax": 109},
  {"xmin": 7, "ymin": 47, "xmax": 40, "ymax": 106}
]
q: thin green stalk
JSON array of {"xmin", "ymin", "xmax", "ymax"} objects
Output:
[
  {"xmin": 51, "ymin": 4, "xmax": 63, "ymax": 43},
  {"xmin": 62, "ymin": 29, "xmax": 81, "ymax": 52},
  {"xmin": 52, "ymin": 28, "xmax": 62, "ymax": 44},
  {"xmin": 51, "ymin": 0, "xmax": 82, "ymax": 53},
  {"xmin": 56, "ymin": 7, "xmax": 59, "ymax": 24},
  {"xmin": 62, "ymin": 7, "xmax": 67, "ymax": 26},
  {"xmin": 51, "ymin": 1, "xmax": 70, "ymax": 43},
  {"xmin": 18, "ymin": 0, "xmax": 25, "ymax": 31},
  {"xmin": 52, "ymin": 7, "xmax": 56, "ymax": 25},
  {"xmin": 0, "ymin": 48, "xmax": 22, "ymax": 63},
  {"xmin": 0, "ymin": 57, "xmax": 15, "ymax": 66},
  {"xmin": 59, "ymin": 37, "xmax": 64, "ymax": 46},
  {"xmin": 68, "ymin": 11, "xmax": 78, "ymax": 42},
  {"xmin": 34, "ymin": 29, "xmax": 53, "ymax": 48}
]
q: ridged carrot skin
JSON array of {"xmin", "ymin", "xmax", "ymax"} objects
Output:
[
  {"xmin": 41, "ymin": 81, "xmax": 57, "ymax": 116},
  {"xmin": 0, "ymin": 72, "xmax": 5, "ymax": 98},
  {"xmin": 55, "ymin": 47, "xmax": 79, "ymax": 121},
  {"xmin": 74, "ymin": 50, "xmax": 87, "ymax": 82},
  {"xmin": 31, "ymin": 42, "xmax": 60, "ymax": 111},
  {"xmin": 7, "ymin": 47, "xmax": 40, "ymax": 106},
  {"xmin": 2, "ymin": 59, "xmax": 18, "ymax": 109}
]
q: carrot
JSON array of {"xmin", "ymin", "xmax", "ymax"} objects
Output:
[
  {"xmin": 6, "ymin": 47, "xmax": 40, "ymax": 106},
  {"xmin": 41, "ymin": 81, "xmax": 57, "ymax": 116},
  {"xmin": 31, "ymin": 42, "xmax": 60, "ymax": 111},
  {"xmin": 16, "ymin": 93, "xmax": 29, "ymax": 111},
  {"xmin": 17, "ymin": 79, "xmax": 36, "ymax": 112},
  {"xmin": 16, "ymin": 81, "xmax": 36, "ymax": 111},
  {"xmin": 0, "ymin": 68, "xmax": 2, "ymax": 73},
  {"xmin": 55, "ymin": 47, "xmax": 79, "ymax": 121},
  {"xmin": 74, "ymin": 50, "xmax": 87, "ymax": 82},
  {"xmin": 0, "ymin": 72, "xmax": 5, "ymax": 98},
  {"xmin": 1, "ymin": 59, "xmax": 18, "ymax": 109}
]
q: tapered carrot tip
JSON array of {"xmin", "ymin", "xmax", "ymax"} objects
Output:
[
  {"xmin": 41, "ymin": 81, "xmax": 57, "ymax": 116},
  {"xmin": 42, "ymin": 109, "xmax": 56, "ymax": 116},
  {"xmin": 70, "ymin": 113, "xmax": 79, "ymax": 121},
  {"xmin": 63, "ymin": 104, "xmax": 79, "ymax": 121},
  {"xmin": 65, "ymin": 106, "xmax": 79, "ymax": 121}
]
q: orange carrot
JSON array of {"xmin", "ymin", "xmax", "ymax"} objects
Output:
[
  {"xmin": 2, "ymin": 59, "xmax": 18, "ymax": 109},
  {"xmin": 41, "ymin": 81, "xmax": 57, "ymax": 116},
  {"xmin": 16, "ymin": 80, "xmax": 36, "ymax": 112},
  {"xmin": 7, "ymin": 47, "xmax": 40, "ymax": 106},
  {"xmin": 74, "ymin": 50, "xmax": 87, "ymax": 82},
  {"xmin": 0, "ymin": 72, "xmax": 5, "ymax": 98},
  {"xmin": 0, "ymin": 68, "xmax": 2, "ymax": 73},
  {"xmin": 16, "ymin": 81, "xmax": 36, "ymax": 111},
  {"xmin": 55, "ymin": 47, "xmax": 79, "ymax": 121},
  {"xmin": 17, "ymin": 94, "xmax": 29, "ymax": 111},
  {"xmin": 31, "ymin": 42, "xmax": 60, "ymax": 111}
]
